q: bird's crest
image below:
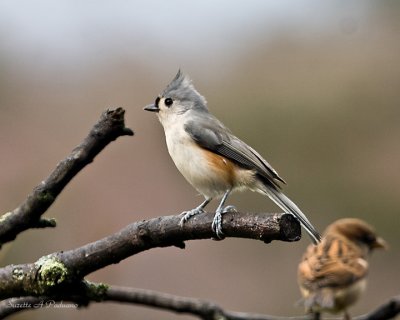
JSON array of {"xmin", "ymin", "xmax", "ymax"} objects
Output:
[{"xmin": 162, "ymin": 70, "xmax": 208, "ymax": 111}]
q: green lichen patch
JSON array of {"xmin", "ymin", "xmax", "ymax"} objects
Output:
[
  {"xmin": 84, "ymin": 281, "xmax": 109, "ymax": 301},
  {"xmin": 34, "ymin": 255, "xmax": 69, "ymax": 294}
]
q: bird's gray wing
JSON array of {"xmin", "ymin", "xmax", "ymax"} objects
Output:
[
  {"xmin": 185, "ymin": 114, "xmax": 322, "ymax": 244},
  {"xmin": 184, "ymin": 115, "xmax": 285, "ymax": 187}
]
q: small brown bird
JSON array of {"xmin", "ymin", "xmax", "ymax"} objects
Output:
[{"xmin": 297, "ymin": 218, "xmax": 388, "ymax": 320}]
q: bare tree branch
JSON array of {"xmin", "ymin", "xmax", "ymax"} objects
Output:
[
  {"xmin": 0, "ymin": 284, "xmax": 398, "ymax": 320},
  {"xmin": 0, "ymin": 211, "xmax": 300, "ymax": 300},
  {"xmin": 94, "ymin": 289, "xmax": 400, "ymax": 320},
  {"xmin": 0, "ymin": 107, "xmax": 396, "ymax": 320},
  {"xmin": 356, "ymin": 296, "xmax": 400, "ymax": 320},
  {"xmin": 0, "ymin": 108, "xmax": 133, "ymax": 247},
  {"xmin": 101, "ymin": 286, "xmax": 298, "ymax": 320}
]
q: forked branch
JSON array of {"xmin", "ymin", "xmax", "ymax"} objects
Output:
[{"xmin": 0, "ymin": 108, "xmax": 133, "ymax": 247}]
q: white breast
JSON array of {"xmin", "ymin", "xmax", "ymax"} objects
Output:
[
  {"xmin": 163, "ymin": 122, "xmax": 222, "ymax": 198},
  {"xmin": 159, "ymin": 112, "xmax": 256, "ymax": 199}
]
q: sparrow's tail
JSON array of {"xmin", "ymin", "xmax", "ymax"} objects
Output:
[
  {"xmin": 304, "ymin": 291, "xmax": 335, "ymax": 311},
  {"xmin": 262, "ymin": 187, "xmax": 321, "ymax": 244}
]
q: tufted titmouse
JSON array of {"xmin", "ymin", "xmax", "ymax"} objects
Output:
[{"xmin": 144, "ymin": 70, "xmax": 321, "ymax": 243}]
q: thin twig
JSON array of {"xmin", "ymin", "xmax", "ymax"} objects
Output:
[
  {"xmin": 101, "ymin": 288, "xmax": 400, "ymax": 320},
  {"xmin": 0, "ymin": 108, "xmax": 133, "ymax": 247},
  {"xmin": 0, "ymin": 285, "xmax": 398, "ymax": 320}
]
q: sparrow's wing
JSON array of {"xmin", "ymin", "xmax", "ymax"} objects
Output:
[
  {"xmin": 298, "ymin": 237, "xmax": 368, "ymax": 291},
  {"xmin": 184, "ymin": 114, "xmax": 285, "ymax": 188}
]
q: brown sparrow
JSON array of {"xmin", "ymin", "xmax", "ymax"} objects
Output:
[{"xmin": 297, "ymin": 218, "xmax": 388, "ymax": 320}]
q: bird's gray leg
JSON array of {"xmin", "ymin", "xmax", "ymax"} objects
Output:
[
  {"xmin": 179, "ymin": 198, "xmax": 212, "ymax": 226},
  {"xmin": 212, "ymin": 189, "xmax": 236, "ymax": 239},
  {"xmin": 313, "ymin": 312, "xmax": 321, "ymax": 320}
]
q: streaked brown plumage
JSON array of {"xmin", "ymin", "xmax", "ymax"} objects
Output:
[{"xmin": 298, "ymin": 218, "xmax": 388, "ymax": 319}]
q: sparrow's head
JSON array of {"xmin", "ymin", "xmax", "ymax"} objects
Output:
[
  {"xmin": 144, "ymin": 70, "xmax": 208, "ymax": 126},
  {"xmin": 325, "ymin": 218, "xmax": 388, "ymax": 252}
]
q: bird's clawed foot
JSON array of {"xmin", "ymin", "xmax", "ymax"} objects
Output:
[
  {"xmin": 211, "ymin": 205, "xmax": 237, "ymax": 239},
  {"xmin": 179, "ymin": 207, "xmax": 205, "ymax": 227}
]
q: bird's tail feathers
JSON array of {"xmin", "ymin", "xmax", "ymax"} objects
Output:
[
  {"xmin": 263, "ymin": 187, "xmax": 321, "ymax": 244},
  {"xmin": 299, "ymin": 291, "xmax": 335, "ymax": 312}
]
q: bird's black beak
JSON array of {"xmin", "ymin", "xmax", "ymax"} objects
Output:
[
  {"xmin": 372, "ymin": 236, "xmax": 389, "ymax": 250},
  {"xmin": 144, "ymin": 103, "xmax": 159, "ymax": 113}
]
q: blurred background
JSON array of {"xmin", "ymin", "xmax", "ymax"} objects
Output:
[{"xmin": 0, "ymin": 1, "xmax": 399, "ymax": 319}]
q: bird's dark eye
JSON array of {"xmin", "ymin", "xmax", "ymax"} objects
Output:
[
  {"xmin": 164, "ymin": 98, "xmax": 173, "ymax": 107},
  {"xmin": 362, "ymin": 233, "xmax": 376, "ymax": 245}
]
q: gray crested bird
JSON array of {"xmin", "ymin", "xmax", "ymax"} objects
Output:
[
  {"xmin": 144, "ymin": 70, "xmax": 321, "ymax": 243},
  {"xmin": 298, "ymin": 218, "xmax": 388, "ymax": 320}
]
